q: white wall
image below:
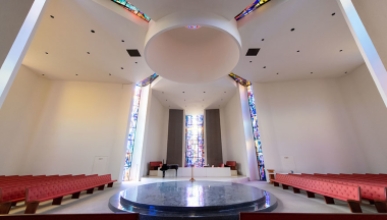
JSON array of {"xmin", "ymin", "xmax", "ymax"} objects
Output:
[
  {"xmin": 0, "ymin": 65, "xmax": 50, "ymax": 175},
  {"xmin": 220, "ymin": 88, "xmax": 249, "ymax": 176},
  {"xmin": 22, "ymin": 80, "xmax": 133, "ymax": 180},
  {"xmin": 253, "ymin": 78, "xmax": 368, "ymax": 174},
  {"xmin": 338, "ymin": 64, "xmax": 387, "ymax": 173},
  {"xmin": 140, "ymin": 93, "xmax": 168, "ymax": 177}
]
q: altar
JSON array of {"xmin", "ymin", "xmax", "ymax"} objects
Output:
[{"xmin": 156, "ymin": 167, "xmax": 233, "ymax": 177}]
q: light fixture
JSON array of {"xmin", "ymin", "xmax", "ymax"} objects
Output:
[{"xmin": 186, "ymin": 25, "xmax": 201, "ymax": 30}]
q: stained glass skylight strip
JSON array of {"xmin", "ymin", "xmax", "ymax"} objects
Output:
[
  {"xmin": 111, "ymin": 0, "xmax": 151, "ymax": 22},
  {"xmin": 137, "ymin": 73, "xmax": 158, "ymax": 87},
  {"xmin": 229, "ymin": 73, "xmax": 251, "ymax": 87},
  {"xmin": 235, "ymin": 0, "xmax": 271, "ymax": 21}
]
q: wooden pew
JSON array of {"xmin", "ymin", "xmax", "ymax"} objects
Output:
[
  {"xmin": 240, "ymin": 213, "xmax": 387, "ymax": 220},
  {"xmin": 302, "ymin": 174, "xmax": 387, "ymax": 213},
  {"xmin": 273, "ymin": 173, "xmax": 362, "ymax": 213},
  {"xmin": 0, "ymin": 175, "xmax": 89, "ymax": 214},
  {"xmin": 25, "ymin": 174, "xmax": 116, "ymax": 214},
  {"xmin": 0, "ymin": 213, "xmax": 138, "ymax": 220}
]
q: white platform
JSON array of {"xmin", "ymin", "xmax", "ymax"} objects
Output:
[{"xmin": 157, "ymin": 167, "xmax": 232, "ymax": 177}]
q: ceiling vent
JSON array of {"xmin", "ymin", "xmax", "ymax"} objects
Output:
[
  {"xmin": 246, "ymin": 48, "xmax": 260, "ymax": 56},
  {"xmin": 127, "ymin": 49, "xmax": 141, "ymax": 57}
]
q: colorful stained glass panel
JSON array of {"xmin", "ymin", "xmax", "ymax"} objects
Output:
[
  {"xmin": 185, "ymin": 115, "xmax": 205, "ymax": 167},
  {"xmin": 235, "ymin": 0, "xmax": 271, "ymax": 21},
  {"xmin": 111, "ymin": 0, "xmax": 151, "ymax": 22}
]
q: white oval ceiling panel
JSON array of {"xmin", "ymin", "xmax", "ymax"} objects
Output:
[{"xmin": 145, "ymin": 12, "xmax": 241, "ymax": 84}]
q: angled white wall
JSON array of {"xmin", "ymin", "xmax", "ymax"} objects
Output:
[
  {"xmin": 22, "ymin": 80, "xmax": 133, "ymax": 180},
  {"xmin": 140, "ymin": 93, "xmax": 168, "ymax": 177},
  {"xmin": 253, "ymin": 78, "xmax": 368, "ymax": 174},
  {"xmin": 338, "ymin": 64, "xmax": 387, "ymax": 173},
  {"xmin": 220, "ymin": 88, "xmax": 249, "ymax": 176},
  {"xmin": 0, "ymin": 65, "xmax": 50, "ymax": 175}
]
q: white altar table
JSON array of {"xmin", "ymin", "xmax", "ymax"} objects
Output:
[{"xmin": 157, "ymin": 167, "xmax": 232, "ymax": 177}]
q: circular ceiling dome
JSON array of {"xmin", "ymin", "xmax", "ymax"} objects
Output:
[{"xmin": 145, "ymin": 12, "xmax": 241, "ymax": 84}]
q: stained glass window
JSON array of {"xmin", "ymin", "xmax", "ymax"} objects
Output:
[
  {"xmin": 123, "ymin": 85, "xmax": 141, "ymax": 181},
  {"xmin": 229, "ymin": 73, "xmax": 266, "ymax": 181},
  {"xmin": 111, "ymin": 0, "xmax": 151, "ymax": 22},
  {"xmin": 247, "ymin": 85, "xmax": 266, "ymax": 181},
  {"xmin": 122, "ymin": 73, "xmax": 158, "ymax": 181},
  {"xmin": 235, "ymin": 0, "xmax": 271, "ymax": 21},
  {"xmin": 185, "ymin": 115, "xmax": 205, "ymax": 167}
]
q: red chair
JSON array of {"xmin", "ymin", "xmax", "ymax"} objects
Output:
[
  {"xmin": 226, "ymin": 161, "xmax": 236, "ymax": 170},
  {"xmin": 149, "ymin": 161, "xmax": 162, "ymax": 170}
]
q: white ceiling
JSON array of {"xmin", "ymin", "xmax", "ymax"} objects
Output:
[
  {"xmin": 152, "ymin": 76, "xmax": 237, "ymax": 112},
  {"xmin": 22, "ymin": 0, "xmax": 365, "ymax": 111}
]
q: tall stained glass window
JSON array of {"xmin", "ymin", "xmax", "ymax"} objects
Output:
[
  {"xmin": 123, "ymin": 86, "xmax": 141, "ymax": 181},
  {"xmin": 185, "ymin": 115, "xmax": 205, "ymax": 167},
  {"xmin": 229, "ymin": 73, "xmax": 266, "ymax": 181},
  {"xmin": 122, "ymin": 73, "xmax": 158, "ymax": 181},
  {"xmin": 247, "ymin": 85, "xmax": 266, "ymax": 181}
]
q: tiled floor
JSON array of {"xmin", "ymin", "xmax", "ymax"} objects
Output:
[{"xmin": 8, "ymin": 176, "xmax": 379, "ymax": 215}]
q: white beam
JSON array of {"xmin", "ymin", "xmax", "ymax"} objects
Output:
[
  {"xmin": 0, "ymin": 0, "xmax": 48, "ymax": 108},
  {"xmin": 337, "ymin": 0, "xmax": 387, "ymax": 107}
]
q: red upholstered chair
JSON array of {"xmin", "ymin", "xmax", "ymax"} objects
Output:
[
  {"xmin": 149, "ymin": 161, "xmax": 163, "ymax": 171},
  {"xmin": 226, "ymin": 161, "xmax": 236, "ymax": 170}
]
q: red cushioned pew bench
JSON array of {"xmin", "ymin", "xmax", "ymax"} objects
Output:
[
  {"xmin": 25, "ymin": 174, "xmax": 116, "ymax": 214},
  {"xmin": 303, "ymin": 174, "xmax": 387, "ymax": 213},
  {"xmin": 240, "ymin": 213, "xmax": 387, "ymax": 220},
  {"xmin": 0, "ymin": 175, "xmax": 88, "ymax": 214},
  {"xmin": 0, "ymin": 213, "xmax": 139, "ymax": 220},
  {"xmin": 273, "ymin": 174, "xmax": 362, "ymax": 213}
]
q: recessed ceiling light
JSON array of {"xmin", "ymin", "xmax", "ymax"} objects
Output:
[
  {"xmin": 91, "ymin": 29, "xmax": 95, "ymax": 33},
  {"xmin": 202, "ymin": 99, "xmax": 204, "ymax": 101},
  {"xmin": 87, "ymin": 52, "xmax": 90, "ymax": 54},
  {"xmin": 277, "ymin": 73, "xmax": 279, "ymax": 75},
  {"xmin": 203, "ymin": 91, "xmax": 206, "ymax": 93},
  {"xmin": 263, "ymin": 66, "xmax": 266, "ymax": 69},
  {"xmin": 291, "ymin": 28, "xmax": 295, "ymax": 32},
  {"xmin": 249, "ymin": 61, "xmax": 252, "ymax": 63},
  {"xmin": 186, "ymin": 25, "xmax": 201, "ymax": 30},
  {"xmin": 184, "ymin": 99, "xmax": 186, "ymax": 101},
  {"xmin": 182, "ymin": 91, "xmax": 185, "ymax": 93},
  {"xmin": 340, "ymin": 50, "xmax": 343, "ymax": 52},
  {"xmin": 50, "ymin": 15, "xmax": 54, "ymax": 19},
  {"xmin": 166, "ymin": 99, "xmax": 167, "ymax": 101},
  {"xmin": 261, "ymin": 38, "xmax": 264, "ymax": 41},
  {"xmin": 45, "ymin": 52, "xmax": 48, "ymax": 54},
  {"xmin": 310, "ymin": 72, "xmax": 313, "ymax": 74},
  {"xmin": 122, "ymin": 40, "xmax": 125, "ymax": 42},
  {"xmin": 162, "ymin": 91, "xmax": 164, "ymax": 94},
  {"xmin": 332, "ymin": 12, "xmax": 336, "ymax": 16},
  {"xmin": 121, "ymin": 67, "xmax": 124, "ymax": 70},
  {"xmin": 135, "ymin": 62, "xmax": 138, "ymax": 64},
  {"xmin": 76, "ymin": 74, "xmax": 78, "ymax": 76},
  {"xmin": 42, "ymin": 74, "xmax": 45, "ymax": 76},
  {"xmin": 297, "ymin": 50, "xmax": 300, "ymax": 52},
  {"xmin": 224, "ymin": 91, "xmax": 226, "ymax": 93},
  {"xmin": 345, "ymin": 71, "xmax": 347, "ymax": 74}
]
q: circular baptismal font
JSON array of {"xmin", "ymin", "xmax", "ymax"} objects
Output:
[{"xmin": 109, "ymin": 181, "xmax": 277, "ymax": 220}]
